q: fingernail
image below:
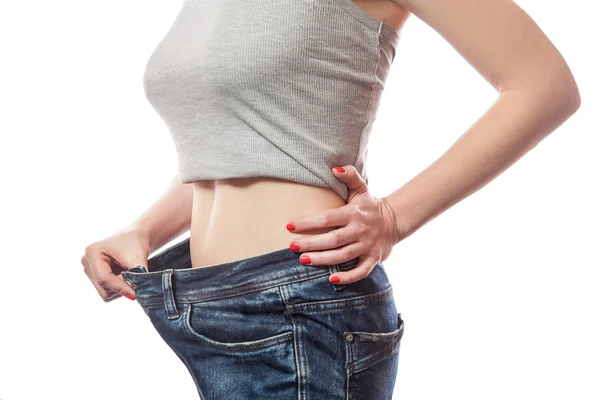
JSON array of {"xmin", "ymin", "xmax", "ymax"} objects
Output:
[
  {"xmin": 334, "ymin": 166, "xmax": 345, "ymax": 173},
  {"xmin": 290, "ymin": 242, "xmax": 300, "ymax": 252},
  {"xmin": 330, "ymin": 275, "xmax": 341, "ymax": 284},
  {"xmin": 125, "ymin": 293, "xmax": 136, "ymax": 301},
  {"xmin": 286, "ymin": 223, "xmax": 296, "ymax": 231},
  {"xmin": 300, "ymin": 255, "xmax": 311, "ymax": 264}
]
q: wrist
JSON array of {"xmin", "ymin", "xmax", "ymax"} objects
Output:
[
  {"xmin": 380, "ymin": 196, "xmax": 403, "ymax": 245},
  {"xmin": 381, "ymin": 193, "xmax": 418, "ymax": 244},
  {"xmin": 122, "ymin": 220, "xmax": 156, "ymax": 254}
]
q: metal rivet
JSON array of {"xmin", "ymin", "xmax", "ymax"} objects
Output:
[
  {"xmin": 345, "ymin": 333, "xmax": 354, "ymax": 343},
  {"xmin": 123, "ymin": 277, "xmax": 136, "ymax": 289}
]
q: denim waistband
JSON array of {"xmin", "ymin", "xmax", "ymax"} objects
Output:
[{"xmin": 121, "ymin": 237, "xmax": 359, "ymax": 307}]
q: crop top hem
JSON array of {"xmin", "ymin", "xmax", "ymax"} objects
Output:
[{"xmin": 178, "ymin": 164, "xmax": 350, "ymax": 203}]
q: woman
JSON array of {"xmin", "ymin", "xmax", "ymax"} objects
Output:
[{"xmin": 81, "ymin": 0, "xmax": 580, "ymax": 398}]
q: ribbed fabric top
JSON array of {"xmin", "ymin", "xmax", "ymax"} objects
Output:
[{"xmin": 143, "ymin": 0, "xmax": 401, "ymax": 202}]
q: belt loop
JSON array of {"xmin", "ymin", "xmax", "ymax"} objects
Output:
[
  {"xmin": 162, "ymin": 269, "xmax": 180, "ymax": 320},
  {"xmin": 328, "ymin": 264, "xmax": 346, "ymax": 292}
]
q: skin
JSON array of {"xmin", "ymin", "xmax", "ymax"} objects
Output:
[
  {"xmin": 289, "ymin": 0, "xmax": 581, "ymax": 284},
  {"xmin": 82, "ymin": 0, "xmax": 579, "ymax": 301}
]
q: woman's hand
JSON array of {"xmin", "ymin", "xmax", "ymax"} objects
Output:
[
  {"xmin": 81, "ymin": 227, "xmax": 150, "ymax": 302},
  {"xmin": 286, "ymin": 165, "xmax": 403, "ymax": 285}
]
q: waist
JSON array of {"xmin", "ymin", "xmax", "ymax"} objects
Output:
[
  {"xmin": 190, "ymin": 177, "xmax": 347, "ymax": 268},
  {"xmin": 121, "ymin": 238, "xmax": 363, "ymax": 308}
]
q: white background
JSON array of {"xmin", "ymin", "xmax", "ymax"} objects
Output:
[{"xmin": 0, "ymin": 1, "xmax": 597, "ymax": 399}]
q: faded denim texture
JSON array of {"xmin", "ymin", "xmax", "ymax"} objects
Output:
[{"xmin": 121, "ymin": 237, "xmax": 404, "ymax": 399}]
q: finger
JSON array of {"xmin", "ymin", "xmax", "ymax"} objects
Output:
[
  {"xmin": 298, "ymin": 241, "xmax": 364, "ymax": 267},
  {"xmin": 82, "ymin": 255, "xmax": 110, "ymax": 298},
  {"xmin": 85, "ymin": 248, "xmax": 136, "ymax": 301},
  {"xmin": 85, "ymin": 264, "xmax": 121, "ymax": 301},
  {"xmin": 286, "ymin": 204, "xmax": 352, "ymax": 233},
  {"xmin": 329, "ymin": 258, "xmax": 376, "ymax": 285},
  {"xmin": 85, "ymin": 259, "xmax": 123, "ymax": 301},
  {"xmin": 290, "ymin": 225, "xmax": 358, "ymax": 253}
]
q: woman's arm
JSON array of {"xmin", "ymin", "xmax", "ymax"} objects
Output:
[
  {"xmin": 122, "ymin": 172, "xmax": 193, "ymax": 254},
  {"xmin": 383, "ymin": 0, "xmax": 581, "ymax": 240}
]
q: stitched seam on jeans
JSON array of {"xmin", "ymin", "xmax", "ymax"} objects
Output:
[
  {"xmin": 287, "ymin": 284, "xmax": 309, "ymax": 400},
  {"xmin": 290, "ymin": 291, "xmax": 393, "ymax": 314},
  {"xmin": 348, "ymin": 339, "xmax": 402, "ymax": 374},
  {"xmin": 136, "ymin": 270, "xmax": 335, "ymax": 306},
  {"xmin": 139, "ymin": 279, "xmax": 392, "ymax": 308},
  {"xmin": 301, "ymin": 317, "xmax": 309, "ymax": 400},
  {"xmin": 345, "ymin": 339, "xmax": 354, "ymax": 399},
  {"xmin": 281, "ymin": 285, "xmax": 305, "ymax": 399},
  {"xmin": 182, "ymin": 303, "xmax": 294, "ymax": 352},
  {"xmin": 135, "ymin": 263, "xmax": 360, "ymax": 306},
  {"xmin": 288, "ymin": 286, "xmax": 393, "ymax": 314}
]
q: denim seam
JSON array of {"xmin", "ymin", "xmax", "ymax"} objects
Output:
[
  {"xmin": 182, "ymin": 303, "xmax": 294, "ymax": 352},
  {"xmin": 162, "ymin": 269, "xmax": 180, "ymax": 319},
  {"xmin": 135, "ymin": 276, "xmax": 389, "ymax": 308},
  {"xmin": 135, "ymin": 267, "xmax": 356, "ymax": 306},
  {"xmin": 345, "ymin": 337, "xmax": 354, "ymax": 399},
  {"xmin": 290, "ymin": 291, "xmax": 392, "ymax": 314},
  {"xmin": 290, "ymin": 284, "xmax": 309, "ymax": 400},
  {"xmin": 287, "ymin": 285, "xmax": 393, "ymax": 314},
  {"xmin": 279, "ymin": 285, "xmax": 306, "ymax": 399},
  {"xmin": 301, "ymin": 312, "xmax": 310, "ymax": 400},
  {"xmin": 348, "ymin": 338, "xmax": 402, "ymax": 375}
]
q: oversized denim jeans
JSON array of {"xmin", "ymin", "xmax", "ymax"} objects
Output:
[{"xmin": 121, "ymin": 237, "xmax": 405, "ymax": 399}]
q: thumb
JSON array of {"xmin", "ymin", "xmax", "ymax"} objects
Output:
[
  {"xmin": 88, "ymin": 250, "xmax": 138, "ymax": 301},
  {"xmin": 332, "ymin": 165, "xmax": 368, "ymax": 194}
]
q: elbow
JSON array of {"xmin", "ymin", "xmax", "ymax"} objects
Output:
[
  {"xmin": 564, "ymin": 84, "xmax": 581, "ymax": 116},
  {"xmin": 547, "ymin": 65, "xmax": 581, "ymax": 118},
  {"xmin": 556, "ymin": 79, "xmax": 581, "ymax": 117},
  {"xmin": 511, "ymin": 62, "xmax": 582, "ymax": 119}
]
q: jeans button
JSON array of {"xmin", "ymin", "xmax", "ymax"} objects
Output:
[{"xmin": 345, "ymin": 333, "xmax": 354, "ymax": 343}]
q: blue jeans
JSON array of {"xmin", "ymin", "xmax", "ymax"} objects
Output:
[{"xmin": 121, "ymin": 237, "xmax": 405, "ymax": 399}]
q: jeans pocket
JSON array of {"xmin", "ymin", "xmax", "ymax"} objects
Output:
[
  {"xmin": 344, "ymin": 312, "xmax": 404, "ymax": 399},
  {"xmin": 143, "ymin": 289, "xmax": 298, "ymax": 399},
  {"xmin": 182, "ymin": 302, "xmax": 294, "ymax": 351}
]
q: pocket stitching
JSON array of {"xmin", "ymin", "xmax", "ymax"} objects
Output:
[
  {"xmin": 346, "ymin": 335, "xmax": 402, "ymax": 374},
  {"xmin": 345, "ymin": 318, "xmax": 404, "ymax": 375},
  {"xmin": 288, "ymin": 285, "xmax": 393, "ymax": 314},
  {"xmin": 182, "ymin": 303, "xmax": 294, "ymax": 352}
]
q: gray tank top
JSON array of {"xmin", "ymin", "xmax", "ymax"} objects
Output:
[{"xmin": 143, "ymin": 0, "xmax": 401, "ymax": 202}]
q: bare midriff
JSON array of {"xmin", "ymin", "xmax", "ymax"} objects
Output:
[
  {"xmin": 189, "ymin": 178, "xmax": 349, "ymax": 267},
  {"xmin": 189, "ymin": 1, "xmax": 410, "ymax": 268}
]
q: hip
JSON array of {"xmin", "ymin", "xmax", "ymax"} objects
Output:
[{"xmin": 121, "ymin": 237, "xmax": 404, "ymax": 399}]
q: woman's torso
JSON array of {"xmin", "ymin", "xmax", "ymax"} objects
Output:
[{"xmin": 190, "ymin": 0, "xmax": 410, "ymax": 268}]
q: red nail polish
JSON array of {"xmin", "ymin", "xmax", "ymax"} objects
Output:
[
  {"xmin": 334, "ymin": 166, "xmax": 345, "ymax": 173},
  {"xmin": 300, "ymin": 255, "xmax": 311, "ymax": 264},
  {"xmin": 286, "ymin": 223, "xmax": 296, "ymax": 231},
  {"xmin": 125, "ymin": 293, "xmax": 136, "ymax": 300},
  {"xmin": 330, "ymin": 275, "xmax": 341, "ymax": 284},
  {"xmin": 290, "ymin": 242, "xmax": 300, "ymax": 252}
]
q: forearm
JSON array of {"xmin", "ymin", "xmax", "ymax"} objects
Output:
[
  {"xmin": 123, "ymin": 173, "xmax": 193, "ymax": 254},
  {"xmin": 383, "ymin": 84, "xmax": 580, "ymax": 242}
]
